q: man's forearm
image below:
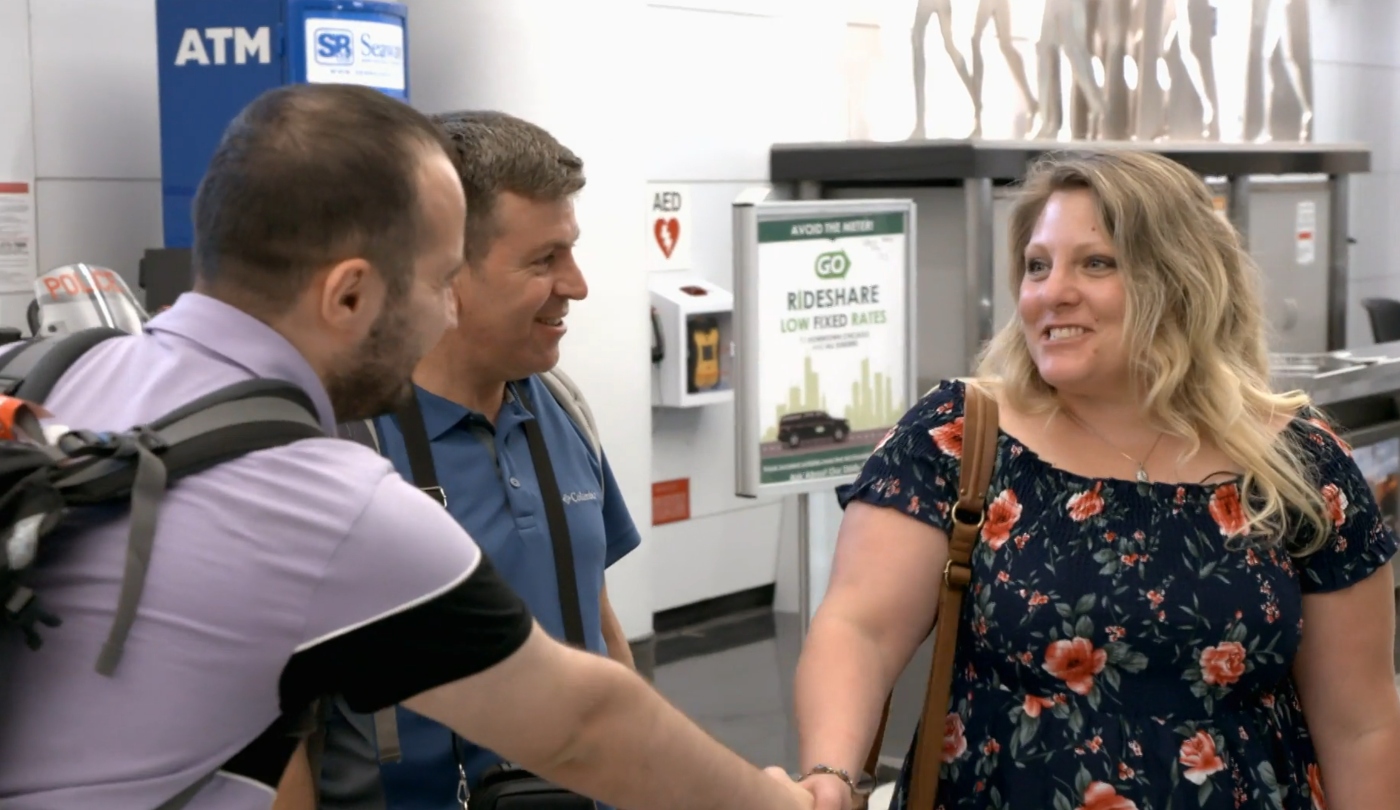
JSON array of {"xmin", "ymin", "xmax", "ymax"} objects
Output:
[{"xmin": 540, "ymin": 657, "xmax": 793, "ymax": 810}]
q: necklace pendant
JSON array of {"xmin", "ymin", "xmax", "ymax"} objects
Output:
[{"xmin": 1136, "ymin": 467, "xmax": 1149, "ymax": 484}]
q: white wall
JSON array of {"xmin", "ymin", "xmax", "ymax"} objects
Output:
[
  {"xmin": 1308, "ymin": 0, "xmax": 1400, "ymax": 347},
  {"xmin": 0, "ymin": 0, "xmax": 37, "ymax": 328},
  {"xmin": 642, "ymin": 0, "xmax": 848, "ymax": 613},
  {"xmin": 24, "ymin": 0, "xmax": 164, "ymax": 326}
]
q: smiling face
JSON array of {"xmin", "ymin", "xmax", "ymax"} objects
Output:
[
  {"xmin": 1017, "ymin": 188, "xmax": 1130, "ymax": 398},
  {"xmin": 451, "ymin": 191, "xmax": 587, "ymax": 381}
]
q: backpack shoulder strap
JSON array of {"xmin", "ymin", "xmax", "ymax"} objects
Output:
[
  {"xmin": 537, "ymin": 367, "xmax": 600, "ymax": 461},
  {"xmin": 51, "ymin": 378, "xmax": 325, "ymax": 676},
  {"xmin": 330, "ymin": 417, "xmax": 403, "ymax": 764},
  {"xmin": 58, "ymin": 379, "xmax": 326, "ymax": 501},
  {"xmin": 0, "ymin": 327, "xmax": 127, "ymax": 402},
  {"xmin": 336, "ymin": 418, "xmax": 381, "ymax": 454}
]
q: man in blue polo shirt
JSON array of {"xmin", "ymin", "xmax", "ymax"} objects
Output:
[{"xmin": 314, "ymin": 111, "xmax": 641, "ymax": 810}]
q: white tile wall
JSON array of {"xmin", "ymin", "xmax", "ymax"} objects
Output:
[
  {"xmin": 28, "ymin": 0, "xmax": 161, "ymax": 181},
  {"xmin": 33, "ymin": 179, "xmax": 162, "ymax": 277},
  {"xmin": 642, "ymin": 3, "xmax": 846, "ymax": 182},
  {"xmin": 0, "ymin": 0, "xmax": 37, "ymax": 327},
  {"xmin": 1310, "ymin": 1, "xmax": 1400, "ymax": 345},
  {"xmin": 641, "ymin": 2, "xmax": 853, "ymax": 610},
  {"xmin": 16, "ymin": 0, "xmax": 162, "ymax": 304}
]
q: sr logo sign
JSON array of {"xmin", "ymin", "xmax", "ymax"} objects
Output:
[
  {"xmin": 315, "ymin": 29, "xmax": 354, "ymax": 64},
  {"xmin": 814, "ymin": 250, "xmax": 851, "ymax": 280}
]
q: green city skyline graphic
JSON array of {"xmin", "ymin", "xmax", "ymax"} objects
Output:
[{"xmin": 763, "ymin": 356, "xmax": 904, "ymax": 441}]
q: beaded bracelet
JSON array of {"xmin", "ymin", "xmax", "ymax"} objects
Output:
[{"xmin": 797, "ymin": 764, "xmax": 874, "ymax": 797}]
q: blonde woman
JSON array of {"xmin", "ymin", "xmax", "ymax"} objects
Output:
[{"xmin": 792, "ymin": 151, "xmax": 1400, "ymax": 810}]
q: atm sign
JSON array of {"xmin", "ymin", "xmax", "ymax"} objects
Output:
[{"xmin": 42, "ymin": 267, "xmax": 126, "ymax": 299}]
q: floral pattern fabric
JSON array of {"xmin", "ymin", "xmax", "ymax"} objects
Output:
[{"xmin": 840, "ymin": 380, "xmax": 1398, "ymax": 810}]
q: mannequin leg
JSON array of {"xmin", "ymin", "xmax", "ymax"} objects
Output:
[
  {"xmin": 936, "ymin": 7, "xmax": 979, "ymax": 136},
  {"xmin": 1256, "ymin": 30, "xmax": 1282, "ymax": 140},
  {"xmin": 991, "ymin": 0, "xmax": 1039, "ymax": 121},
  {"xmin": 1251, "ymin": 0, "xmax": 1280, "ymax": 142},
  {"xmin": 1131, "ymin": 0, "xmax": 1166, "ymax": 140},
  {"xmin": 1032, "ymin": 0, "xmax": 1069, "ymax": 139},
  {"xmin": 1058, "ymin": 1, "xmax": 1108, "ymax": 137},
  {"xmin": 1165, "ymin": 0, "xmax": 1215, "ymax": 139},
  {"xmin": 970, "ymin": 0, "xmax": 994, "ymax": 136},
  {"xmin": 1096, "ymin": 0, "xmax": 1131, "ymax": 140},
  {"xmin": 1276, "ymin": 6, "xmax": 1313, "ymax": 139},
  {"xmin": 910, "ymin": 0, "xmax": 937, "ymax": 140},
  {"xmin": 1188, "ymin": 0, "xmax": 1221, "ymax": 139}
]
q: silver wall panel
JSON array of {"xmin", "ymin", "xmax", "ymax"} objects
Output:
[{"xmin": 1247, "ymin": 180, "xmax": 1332, "ymax": 353}]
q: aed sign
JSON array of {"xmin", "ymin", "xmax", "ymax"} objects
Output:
[
  {"xmin": 173, "ymin": 26, "xmax": 272, "ymax": 66},
  {"xmin": 647, "ymin": 183, "xmax": 693, "ymax": 270},
  {"xmin": 41, "ymin": 267, "xmax": 126, "ymax": 299}
]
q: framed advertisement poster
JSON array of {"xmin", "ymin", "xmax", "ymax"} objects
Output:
[{"xmin": 733, "ymin": 197, "xmax": 917, "ymax": 499}]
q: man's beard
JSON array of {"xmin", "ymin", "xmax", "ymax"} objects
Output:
[{"xmin": 325, "ymin": 302, "xmax": 418, "ymax": 423}]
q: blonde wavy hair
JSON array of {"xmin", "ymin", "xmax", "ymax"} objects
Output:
[{"xmin": 975, "ymin": 150, "xmax": 1330, "ymax": 554}]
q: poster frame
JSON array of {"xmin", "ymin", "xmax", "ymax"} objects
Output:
[{"xmin": 733, "ymin": 196, "xmax": 918, "ymax": 499}]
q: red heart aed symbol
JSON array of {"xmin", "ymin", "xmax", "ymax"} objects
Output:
[{"xmin": 654, "ymin": 217, "xmax": 680, "ymax": 259}]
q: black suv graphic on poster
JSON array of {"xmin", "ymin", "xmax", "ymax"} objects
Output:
[{"xmin": 777, "ymin": 410, "xmax": 850, "ymax": 449}]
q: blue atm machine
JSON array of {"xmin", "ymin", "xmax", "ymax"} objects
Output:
[{"xmin": 140, "ymin": 0, "xmax": 409, "ymax": 308}]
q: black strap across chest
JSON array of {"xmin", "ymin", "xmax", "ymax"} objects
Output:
[{"xmin": 392, "ymin": 385, "xmax": 586, "ymax": 648}]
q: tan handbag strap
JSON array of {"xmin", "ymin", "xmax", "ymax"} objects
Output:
[{"xmin": 863, "ymin": 383, "xmax": 999, "ymax": 807}]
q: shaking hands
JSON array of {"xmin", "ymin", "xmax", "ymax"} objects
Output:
[{"xmin": 763, "ymin": 767, "xmax": 866, "ymax": 810}]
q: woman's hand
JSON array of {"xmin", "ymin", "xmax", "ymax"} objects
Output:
[
  {"xmin": 796, "ymin": 773, "xmax": 855, "ymax": 810},
  {"xmin": 765, "ymin": 768, "xmax": 820, "ymax": 810}
]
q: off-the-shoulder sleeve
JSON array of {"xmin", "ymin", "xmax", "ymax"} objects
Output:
[
  {"xmin": 1292, "ymin": 414, "xmax": 1399, "ymax": 594},
  {"xmin": 835, "ymin": 378, "xmax": 967, "ymax": 534}
]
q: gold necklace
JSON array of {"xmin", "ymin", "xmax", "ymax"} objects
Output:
[{"xmin": 1059, "ymin": 409, "xmax": 1164, "ymax": 483}]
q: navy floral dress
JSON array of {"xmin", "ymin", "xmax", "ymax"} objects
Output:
[{"xmin": 840, "ymin": 380, "xmax": 1398, "ymax": 810}]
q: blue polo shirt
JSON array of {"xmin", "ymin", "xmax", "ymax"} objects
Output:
[{"xmin": 372, "ymin": 375, "xmax": 641, "ymax": 810}]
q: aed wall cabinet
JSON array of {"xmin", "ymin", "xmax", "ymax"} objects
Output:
[
  {"xmin": 155, "ymin": 0, "xmax": 408, "ymax": 250},
  {"xmin": 650, "ymin": 277, "xmax": 735, "ymax": 408}
]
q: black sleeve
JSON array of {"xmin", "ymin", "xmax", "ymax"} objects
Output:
[{"xmin": 279, "ymin": 553, "xmax": 534, "ymax": 714}]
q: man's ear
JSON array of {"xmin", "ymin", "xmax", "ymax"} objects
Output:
[{"xmin": 317, "ymin": 258, "xmax": 384, "ymax": 335}]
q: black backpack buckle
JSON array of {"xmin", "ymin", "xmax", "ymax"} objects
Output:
[{"xmin": 3, "ymin": 585, "xmax": 62, "ymax": 650}]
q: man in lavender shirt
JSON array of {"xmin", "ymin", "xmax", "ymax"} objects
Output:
[{"xmin": 0, "ymin": 84, "xmax": 811, "ymax": 810}]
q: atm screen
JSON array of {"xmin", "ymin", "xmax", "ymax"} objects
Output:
[{"xmin": 291, "ymin": 1, "xmax": 408, "ymax": 100}]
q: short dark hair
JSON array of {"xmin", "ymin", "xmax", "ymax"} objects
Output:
[
  {"xmin": 431, "ymin": 110, "xmax": 585, "ymax": 262},
  {"xmin": 192, "ymin": 84, "xmax": 450, "ymax": 313}
]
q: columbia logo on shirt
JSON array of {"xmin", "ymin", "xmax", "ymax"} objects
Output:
[{"xmin": 561, "ymin": 491, "xmax": 599, "ymax": 506}]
